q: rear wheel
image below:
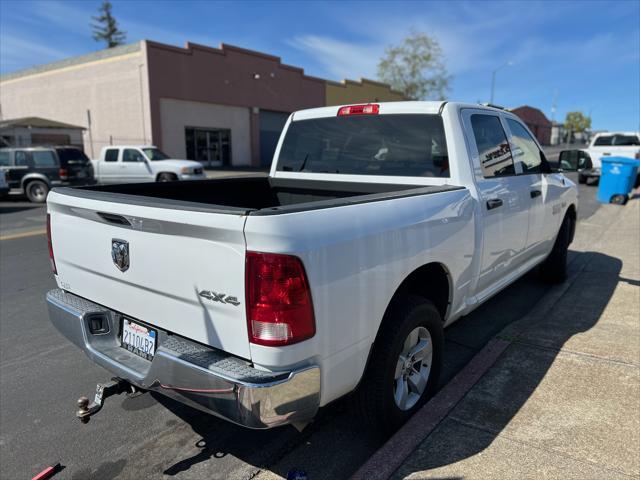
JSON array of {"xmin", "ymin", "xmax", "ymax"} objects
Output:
[
  {"xmin": 157, "ymin": 173, "xmax": 177, "ymax": 182},
  {"xmin": 611, "ymin": 194, "xmax": 628, "ymax": 205},
  {"xmin": 353, "ymin": 295, "xmax": 443, "ymax": 434},
  {"xmin": 25, "ymin": 180, "xmax": 49, "ymax": 203},
  {"xmin": 540, "ymin": 214, "xmax": 570, "ymax": 283}
]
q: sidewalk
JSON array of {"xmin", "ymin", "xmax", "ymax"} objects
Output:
[{"xmin": 360, "ymin": 200, "xmax": 640, "ymax": 479}]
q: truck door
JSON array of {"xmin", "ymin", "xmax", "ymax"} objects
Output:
[
  {"xmin": 121, "ymin": 148, "xmax": 152, "ymax": 183},
  {"xmin": 462, "ymin": 110, "xmax": 530, "ymax": 295},
  {"xmin": 504, "ymin": 117, "xmax": 564, "ymax": 256}
]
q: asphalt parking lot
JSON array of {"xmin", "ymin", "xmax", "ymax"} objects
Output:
[{"xmin": 0, "ymin": 172, "xmax": 601, "ymax": 480}]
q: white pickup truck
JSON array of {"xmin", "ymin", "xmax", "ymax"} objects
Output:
[
  {"xmin": 46, "ymin": 102, "xmax": 578, "ymax": 433},
  {"xmin": 92, "ymin": 145, "xmax": 206, "ymax": 184},
  {"xmin": 571, "ymin": 132, "xmax": 640, "ymax": 184}
]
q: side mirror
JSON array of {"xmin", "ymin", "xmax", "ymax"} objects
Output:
[{"xmin": 559, "ymin": 150, "xmax": 593, "ymax": 171}]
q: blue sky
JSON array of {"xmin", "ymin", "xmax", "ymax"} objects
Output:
[{"xmin": 1, "ymin": 0, "xmax": 638, "ymax": 130}]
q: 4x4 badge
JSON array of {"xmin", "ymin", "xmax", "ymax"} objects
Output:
[{"xmin": 198, "ymin": 290, "xmax": 240, "ymax": 306}]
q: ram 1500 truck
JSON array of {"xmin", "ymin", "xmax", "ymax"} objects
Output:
[
  {"xmin": 92, "ymin": 145, "xmax": 206, "ymax": 184},
  {"xmin": 46, "ymin": 102, "xmax": 578, "ymax": 433}
]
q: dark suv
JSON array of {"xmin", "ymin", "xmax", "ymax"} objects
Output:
[{"xmin": 0, "ymin": 147, "xmax": 96, "ymax": 203}]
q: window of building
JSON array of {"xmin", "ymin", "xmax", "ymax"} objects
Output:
[
  {"xmin": 104, "ymin": 149, "xmax": 119, "ymax": 162},
  {"xmin": 470, "ymin": 115, "xmax": 515, "ymax": 178},
  {"xmin": 185, "ymin": 127, "xmax": 231, "ymax": 166},
  {"xmin": 506, "ymin": 118, "xmax": 542, "ymax": 174},
  {"xmin": 123, "ymin": 149, "xmax": 145, "ymax": 162}
]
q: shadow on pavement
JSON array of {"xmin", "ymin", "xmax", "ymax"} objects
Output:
[{"xmin": 395, "ymin": 250, "xmax": 623, "ymax": 477}]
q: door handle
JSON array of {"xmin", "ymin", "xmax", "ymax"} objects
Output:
[
  {"xmin": 530, "ymin": 189, "xmax": 542, "ymax": 199},
  {"xmin": 486, "ymin": 198, "xmax": 503, "ymax": 210}
]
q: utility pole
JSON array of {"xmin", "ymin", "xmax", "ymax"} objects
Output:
[{"xmin": 490, "ymin": 61, "xmax": 514, "ymax": 104}]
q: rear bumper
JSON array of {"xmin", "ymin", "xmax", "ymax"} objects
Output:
[{"xmin": 46, "ymin": 289, "xmax": 320, "ymax": 429}]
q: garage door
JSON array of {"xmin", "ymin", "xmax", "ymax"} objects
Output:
[{"xmin": 259, "ymin": 110, "xmax": 289, "ymax": 167}]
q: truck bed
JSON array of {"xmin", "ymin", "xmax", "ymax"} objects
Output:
[{"xmin": 53, "ymin": 175, "xmax": 463, "ymax": 216}]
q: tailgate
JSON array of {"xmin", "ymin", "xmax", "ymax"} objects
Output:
[{"xmin": 47, "ymin": 190, "xmax": 251, "ymax": 359}]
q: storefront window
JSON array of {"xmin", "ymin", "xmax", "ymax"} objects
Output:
[{"xmin": 184, "ymin": 127, "xmax": 232, "ymax": 167}]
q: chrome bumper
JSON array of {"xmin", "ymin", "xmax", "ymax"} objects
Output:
[{"xmin": 46, "ymin": 289, "xmax": 320, "ymax": 429}]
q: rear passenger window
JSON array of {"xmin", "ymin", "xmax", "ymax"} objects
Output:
[
  {"xmin": 31, "ymin": 150, "xmax": 57, "ymax": 167},
  {"xmin": 15, "ymin": 151, "xmax": 30, "ymax": 166},
  {"xmin": 104, "ymin": 149, "xmax": 119, "ymax": 162},
  {"xmin": 0, "ymin": 151, "xmax": 10, "ymax": 166},
  {"xmin": 506, "ymin": 118, "xmax": 542, "ymax": 175},
  {"xmin": 470, "ymin": 114, "xmax": 515, "ymax": 178}
]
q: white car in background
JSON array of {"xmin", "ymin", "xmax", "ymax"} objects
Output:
[
  {"xmin": 577, "ymin": 132, "xmax": 640, "ymax": 184},
  {"xmin": 92, "ymin": 146, "xmax": 206, "ymax": 184}
]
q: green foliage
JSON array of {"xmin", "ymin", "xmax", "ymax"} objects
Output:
[
  {"xmin": 564, "ymin": 111, "xmax": 592, "ymax": 133},
  {"xmin": 91, "ymin": 1, "xmax": 126, "ymax": 48},
  {"xmin": 377, "ymin": 30, "xmax": 450, "ymax": 100}
]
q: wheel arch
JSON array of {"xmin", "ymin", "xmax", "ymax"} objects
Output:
[
  {"xmin": 156, "ymin": 172, "xmax": 178, "ymax": 181},
  {"xmin": 21, "ymin": 173, "xmax": 51, "ymax": 189}
]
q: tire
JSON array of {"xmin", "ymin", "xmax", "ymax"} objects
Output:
[
  {"xmin": 157, "ymin": 173, "xmax": 177, "ymax": 182},
  {"xmin": 578, "ymin": 174, "xmax": 587, "ymax": 184},
  {"xmin": 352, "ymin": 295, "xmax": 443, "ymax": 435},
  {"xmin": 540, "ymin": 214, "xmax": 571, "ymax": 283},
  {"xmin": 25, "ymin": 180, "xmax": 49, "ymax": 203},
  {"xmin": 611, "ymin": 194, "xmax": 628, "ymax": 205}
]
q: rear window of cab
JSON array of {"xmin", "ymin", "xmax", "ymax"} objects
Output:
[{"xmin": 277, "ymin": 114, "xmax": 450, "ymax": 178}]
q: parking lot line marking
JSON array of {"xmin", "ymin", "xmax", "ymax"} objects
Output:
[{"xmin": 0, "ymin": 229, "xmax": 47, "ymax": 241}]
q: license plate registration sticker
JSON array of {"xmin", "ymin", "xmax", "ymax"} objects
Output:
[{"xmin": 121, "ymin": 319, "xmax": 156, "ymax": 361}]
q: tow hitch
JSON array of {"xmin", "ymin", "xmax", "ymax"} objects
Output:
[{"xmin": 76, "ymin": 378, "xmax": 137, "ymax": 424}]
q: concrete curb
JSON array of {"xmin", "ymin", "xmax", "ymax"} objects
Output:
[{"xmin": 351, "ymin": 227, "xmax": 601, "ymax": 480}]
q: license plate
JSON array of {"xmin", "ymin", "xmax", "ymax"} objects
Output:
[{"xmin": 121, "ymin": 319, "xmax": 156, "ymax": 361}]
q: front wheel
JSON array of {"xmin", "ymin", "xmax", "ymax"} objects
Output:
[
  {"xmin": 578, "ymin": 174, "xmax": 587, "ymax": 184},
  {"xmin": 25, "ymin": 180, "xmax": 49, "ymax": 203},
  {"xmin": 353, "ymin": 295, "xmax": 443, "ymax": 434},
  {"xmin": 157, "ymin": 173, "xmax": 177, "ymax": 182}
]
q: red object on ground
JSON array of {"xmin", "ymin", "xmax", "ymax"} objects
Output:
[{"xmin": 31, "ymin": 463, "xmax": 62, "ymax": 480}]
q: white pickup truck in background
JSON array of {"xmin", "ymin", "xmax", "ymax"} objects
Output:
[
  {"xmin": 46, "ymin": 101, "xmax": 578, "ymax": 433},
  {"xmin": 574, "ymin": 131, "xmax": 640, "ymax": 184},
  {"xmin": 91, "ymin": 145, "xmax": 206, "ymax": 184}
]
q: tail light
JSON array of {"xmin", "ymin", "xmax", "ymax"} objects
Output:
[
  {"xmin": 46, "ymin": 213, "xmax": 57, "ymax": 274},
  {"xmin": 246, "ymin": 252, "xmax": 315, "ymax": 346},
  {"xmin": 337, "ymin": 103, "xmax": 379, "ymax": 116},
  {"xmin": 58, "ymin": 168, "xmax": 68, "ymax": 180}
]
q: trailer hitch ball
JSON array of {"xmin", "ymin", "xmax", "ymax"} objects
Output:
[
  {"xmin": 77, "ymin": 396, "xmax": 91, "ymax": 424},
  {"xmin": 75, "ymin": 378, "xmax": 130, "ymax": 424}
]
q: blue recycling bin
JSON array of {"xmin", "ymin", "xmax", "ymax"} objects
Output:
[{"xmin": 597, "ymin": 156, "xmax": 640, "ymax": 205}]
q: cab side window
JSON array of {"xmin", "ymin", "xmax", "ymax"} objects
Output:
[
  {"xmin": 470, "ymin": 114, "xmax": 515, "ymax": 178},
  {"xmin": 104, "ymin": 149, "xmax": 119, "ymax": 162},
  {"xmin": 123, "ymin": 149, "xmax": 145, "ymax": 163},
  {"xmin": 506, "ymin": 118, "xmax": 542, "ymax": 175},
  {"xmin": 15, "ymin": 151, "xmax": 30, "ymax": 166},
  {"xmin": 0, "ymin": 151, "xmax": 11, "ymax": 166}
]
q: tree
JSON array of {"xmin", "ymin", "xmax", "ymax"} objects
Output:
[
  {"xmin": 91, "ymin": 1, "xmax": 126, "ymax": 48},
  {"xmin": 564, "ymin": 111, "xmax": 591, "ymax": 133},
  {"xmin": 377, "ymin": 30, "xmax": 450, "ymax": 100}
]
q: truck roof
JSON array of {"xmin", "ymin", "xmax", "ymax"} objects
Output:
[
  {"xmin": 291, "ymin": 101, "xmax": 506, "ymax": 121},
  {"xmin": 101, "ymin": 145, "xmax": 157, "ymax": 150}
]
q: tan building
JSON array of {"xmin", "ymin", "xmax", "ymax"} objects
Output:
[
  {"xmin": 0, "ymin": 41, "xmax": 404, "ymax": 167},
  {"xmin": 325, "ymin": 78, "xmax": 406, "ymax": 106}
]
